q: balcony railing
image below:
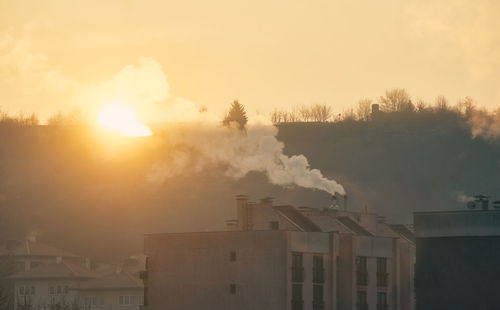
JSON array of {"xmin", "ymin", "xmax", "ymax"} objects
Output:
[
  {"xmin": 313, "ymin": 267, "xmax": 325, "ymax": 283},
  {"xmin": 377, "ymin": 304, "xmax": 389, "ymax": 310},
  {"xmin": 377, "ymin": 272, "xmax": 388, "ymax": 287},
  {"xmin": 292, "ymin": 267, "xmax": 304, "ymax": 282},
  {"xmin": 356, "ymin": 303, "xmax": 369, "ymax": 310},
  {"xmin": 313, "ymin": 301, "xmax": 325, "ymax": 310},
  {"xmin": 292, "ymin": 300, "xmax": 304, "ymax": 310},
  {"xmin": 356, "ymin": 271, "xmax": 368, "ymax": 286}
]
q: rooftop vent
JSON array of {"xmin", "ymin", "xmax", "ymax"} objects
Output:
[{"xmin": 466, "ymin": 195, "xmax": 490, "ymax": 211}]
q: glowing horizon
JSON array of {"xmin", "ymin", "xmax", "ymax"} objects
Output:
[{"xmin": 97, "ymin": 103, "xmax": 152, "ymax": 137}]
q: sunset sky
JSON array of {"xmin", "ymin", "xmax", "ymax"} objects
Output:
[{"xmin": 1, "ymin": 0, "xmax": 499, "ymax": 122}]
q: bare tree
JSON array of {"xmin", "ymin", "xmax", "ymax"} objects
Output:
[
  {"xmin": 379, "ymin": 88, "xmax": 414, "ymax": 112},
  {"xmin": 299, "ymin": 106, "xmax": 312, "ymax": 122},
  {"xmin": 435, "ymin": 95, "xmax": 449, "ymax": 111},
  {"xmin": 457, "ymin": 96, "xmax": 476, "ymax": 118},
  {"xmin": 356, "ymin": 99, "xmax": 372, "ymax": 121},
  {"xmin": 310, "ymin": 104, "xmax": 332, "ymax": 122}
]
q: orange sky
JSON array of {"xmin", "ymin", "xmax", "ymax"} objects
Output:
[{"xmin": 1, "ymin": 0, "xmax": 499, "ymax": 122}]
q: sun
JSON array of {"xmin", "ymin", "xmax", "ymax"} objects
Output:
[{"xmin": 97, "ymin": 103, "xmax": 152, "ymax": 137}]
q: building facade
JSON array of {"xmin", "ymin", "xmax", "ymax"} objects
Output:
[
  {"xmin": 144, "ymin": 195, "xmax": 415, "ymax": 310},
  {"xmin": 414, "ymin": 208, "xmax": 500, "ymax": 310}
]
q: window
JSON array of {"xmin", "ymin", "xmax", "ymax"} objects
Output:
[
  {"xmin": 270, "ymin": 221, "xmax": 279, "ymax": 230},
  {"xmin": 30, "ymin": 261, "xmax": 41, "ymax": 269},
  {"xmin": 313, "ymin": 256, "xmax": 324, "ymax": 283},
  {"xmin": 230, "ymin": 283, "xmax": 236, "ymax": 294},
  {"xmin": 230, "ymin": 251, "xmax": 237, "ymax": 262},
  {"xmin": 292, "ymin": 283, "xmax": 303, "ymax": 310},
  {"xmin": 357, "ymin": 291, "xmax": 368, "ymax": 310},
  {"xmin": 356, "ymin": 256, "xmax": 368, "ymax": 286},
  {"xmin": 18, "ymin": 286, "xmax": 35, "ymax": 296},
  {"xmin": 313, "ymin": 284, "xmax": 324, "ymax": 310},
  {"xmin": 377, "ymin": 292, "xmax": 388, "ymax": 310},
  {"xmin": 292, "ymin": 252, "xmax": 304, "ymax": 282},
  {"xmin": 119, "ymin": 295, "xmax": 139, "ymax": 305},
  {"xmin": 56, "ymin": 286, "xmax": 62, "ymax": 295},
  {"xmin": 49, "ymin": 286, "xmax": 55, "ymax": 295},
  {"xmin": 376, "ymin": 258, "xmax": 388, "ymax": 287}
]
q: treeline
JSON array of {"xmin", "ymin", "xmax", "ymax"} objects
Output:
[{"xmin": 271, "ymin": 88, "xmax": 479, "ymax": 124}]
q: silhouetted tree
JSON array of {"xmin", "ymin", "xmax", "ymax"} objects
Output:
[
  {"xmin": 223, "ymin": 100, "xmax": 248, "ymax": 130},
  {"xmin": 379, "ymin": 88, "xmax": 414, "ymax": 112},
  {"xmin": 310, "ymin": 104, "xmax": 332, "ymax": 122},
  {"xmin": 356, "ymin": 99, "xmax": 372, "ymax": 121}
]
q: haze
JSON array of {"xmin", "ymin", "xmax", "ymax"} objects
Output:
[{"xmin": 1, "ymin": 0, "xmax": 500, "ymax": 121}]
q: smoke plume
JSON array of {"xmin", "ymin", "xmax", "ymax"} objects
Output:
[{"xmin": 148, "ymin": 123, "xmax": 345, "ymax": 196}]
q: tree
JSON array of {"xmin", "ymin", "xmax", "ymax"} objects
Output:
[
  {"xmin": 435, "ymin": 95, "xmax": 449, "ymax": 112},
  {"xmin": 379, "ymin": 88, "xmax": 414, "ymax": 112},
  {"xmin": 223, "ymin": 100, "xmax": 248, "ymax": 130},
  {"xmin": 356, "ymin": 99, "xmax": 372, "ymax": 121},
  {"xmin": 309, "ymin": 104, "xmax": 332, "ymax": 122}
]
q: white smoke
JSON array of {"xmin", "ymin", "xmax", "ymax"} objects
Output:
[
  {"xmin": 148, "ymin": 122, "xmax": 345, "ymax": 196},
  {"xmin": 455, "ymin": 191, "xmax": 474, "ymax": 203},
  {"xmin": 467, "ymin": 108, "xmax": 500, "ymax": 140}
]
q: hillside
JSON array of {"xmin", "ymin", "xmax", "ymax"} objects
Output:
[{"xmin": 0, "ymin": 112, "xmax": 499, "ymax": 260}]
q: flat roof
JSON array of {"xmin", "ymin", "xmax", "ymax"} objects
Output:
[{"xmin": 414, "ymin": 210, "xmax": 500, "ymax": 238}]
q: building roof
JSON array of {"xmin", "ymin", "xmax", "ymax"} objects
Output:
[
  {"xmin": 389, "ymin": 224, "xmax": 415, "ymax": 243},
  {"xmin": 9, "ymin": 261, "xmax": 98, "ymax": 280},
  {"xmin": 0, "ymin": 239, "xmax": 79, "ymax": 258},
  {"xmin": 274, "ymin": 205, "xmax": 322, "ymax": 232},
  {"xmin": 74, "ymin": 271, "xmax": 143, "ymax": 290},
  {"xmin": 335, "ymin": 216, "xmax": 374, "ymax": 236}
]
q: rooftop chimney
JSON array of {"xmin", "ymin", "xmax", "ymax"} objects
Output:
[
  {"xmin": 371, "ymin": 104, "xmax": 380, "ymax": 115},
  {"xmin": 236, "ymin": 195, "xmax": 249, "ymax": 230}
]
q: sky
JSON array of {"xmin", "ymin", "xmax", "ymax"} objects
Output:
[{"xmin": 1, "ymin": 0, "xmax": 500, "ymax": 122}]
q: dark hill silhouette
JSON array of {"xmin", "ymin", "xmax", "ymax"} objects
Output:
[{"xmin": 0, "ymin": 111, "xmax": 499, "ymax": 260}]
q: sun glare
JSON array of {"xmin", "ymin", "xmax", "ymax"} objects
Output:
[{"xmin": 97, "ymin": 104, "xmax": 152, "ymax": 137}]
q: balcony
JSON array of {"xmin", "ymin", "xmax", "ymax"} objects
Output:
[
  {"xmin": 313, "ymin": 267, "xmax": 325, "ymax": 283},
  {"xmin": 356, "ymin": 303, "xmax": 368, "ymax": 310},
  {"xmin": 292, "ymin": 267, "xmax": 304, "ymax": 282},
  {"xmin": 356, "ymin": 271, "xmax": 368, "ymax": 286},
  {"xmin": 377, "ymin": 273, "xmax": 388, "ymax": 287},
  {"xmin": 292, "ymin": 300, "xmax": 304, "ymax": 310},
  {"xmin": 313, "ymin": 301, "xmax": 325, "ymax": 310}
]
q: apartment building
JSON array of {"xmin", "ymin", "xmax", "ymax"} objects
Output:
[{"xmin": 144, "ymin": 195, "xmax": 415, "ymax": 310}]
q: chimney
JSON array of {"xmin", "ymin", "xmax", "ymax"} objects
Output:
[
  {"xmin": 236, "ymin": 195, "xmax": 249, "ymax": 230},
  {"xmin": 259, "ymin": 197, "xmax": 273, "ymax": 207}
]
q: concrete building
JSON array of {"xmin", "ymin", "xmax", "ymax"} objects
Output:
[
  {"xmin": 144, "ymin": 195, "xmax": 415, "ymax": 310},
  {"xmin": 74, "ymin": 271, "xmax": 144, "ymax": 310},
  {"xmin": 9, "ymin": 261, "xmax": 99, "ymax": 310},
  {"xmin": 0, "ymin": 238, "xmax": 87, "ymax": 273},
  {"xmin": 414, "ymin": 202, "xmax": 500, "ymax": 310},
  {"xmin": 9, "ymin": 262, "xmax": 144, "ymax": 310}
]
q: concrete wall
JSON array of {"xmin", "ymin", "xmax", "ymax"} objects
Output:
[
  {"xmin": 144, "ymin": 230, "xmax": 289, "ymax": 310},
  {"xmin": 416, "ymin": 236, "xmax": 500, "ymax": 310}
]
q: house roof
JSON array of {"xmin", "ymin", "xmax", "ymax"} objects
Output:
[
  {"xmin": 9, "ymin": 261, "xmax": 98, "ymax": 280},
  {"xmin": 74, "ymin": 271, "xmax": 143, "ymax": 290},
  {"xmin": 0, "ymin": 240, "xmax": 79, "ymax": 258},
  {"xmin": 274, "ymin": 205, "xmax": 322, "ymax": 232}
]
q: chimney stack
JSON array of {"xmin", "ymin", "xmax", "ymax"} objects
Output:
[
  {"xmin": 236, "ymin": 195, "xmax": 249, "ymax": 230},
  {"xmin": 371, "ymin": 104, "xmax": 380, "ymax": 117}
]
